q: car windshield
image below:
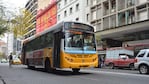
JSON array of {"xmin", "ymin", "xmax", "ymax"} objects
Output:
[{"xmin": 64, "ymin": 30, "xmax": 96, "ymax": 54}]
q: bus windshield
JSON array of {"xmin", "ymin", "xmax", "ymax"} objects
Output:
[{"xmin": 64, "ymin": 30, "xmax": 96, "ymax": 54}]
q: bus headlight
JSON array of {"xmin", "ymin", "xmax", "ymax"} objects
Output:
[
  {"xmin": 93, "ymin": 58, "xmax": 97, "ymax": 62},
  {"xmin": 65, "ymin": 57, "xmax": 73, "ymax": 62}
]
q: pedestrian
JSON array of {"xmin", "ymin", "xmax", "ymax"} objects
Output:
[
  {"xmin": 100, "ymin": 56, "xmax": 104, "ymax": 68},
  {"xmin": 9, "ymin": 53, "xmax": 13, "ymax": 67}
]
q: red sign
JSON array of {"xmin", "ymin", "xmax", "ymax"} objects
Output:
[{"xmin": 36, "ymin": 2, "xmax": 57, "ymax": 34}]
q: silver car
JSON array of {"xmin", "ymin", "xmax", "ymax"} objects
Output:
[{"xmin": 134, "ymin": 49, "xmax": 149, "ymax": 74}]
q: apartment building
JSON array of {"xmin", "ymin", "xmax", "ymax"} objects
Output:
[
  {"xmin": 36, "ymin": 0, "xmax": 57, "ymax": 33},
  {"xmin": 57, "ymin": 0, "xmax": 90, "ymax": 24},
  {"xmin": 91, "ymin": 0, "xmax": 149, "ymax": 50},
  {"xmin": 24, "ymin": 0, "xmax": 38, "ymax": 38}
]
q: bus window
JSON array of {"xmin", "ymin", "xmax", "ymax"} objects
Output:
[
  {"xmin": 83, "ymin": 33, "xmax": 96, "ymax": 51},
  {"xmin": 65, "ymin": 31, "xmax": 83, "ymax": 49},
  {"xmin": 64, "ymin": 30, "xmax": 96, "ymax": 53}
]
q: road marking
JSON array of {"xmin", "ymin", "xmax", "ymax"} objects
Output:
[
  {"xmin": 82, "ymin": 69, "xmax": 149, "ymax": 78},
  {"xmin": 74, "ymin": 76, "xmax": 101, "ymax": 81}
]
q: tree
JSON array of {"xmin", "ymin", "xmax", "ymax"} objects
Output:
[
  {"xmin": 11, "ymin": 9, "xmax": 35, "ymax": 38},
  {"xmin": 0, "ymin": 1, "xmax": 8, "ymax": 36}
]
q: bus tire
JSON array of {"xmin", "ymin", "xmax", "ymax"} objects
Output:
[
  {"xmin": 45, "ymin": 59, "xmax": 53, "ymax": 73},
  {"xmin": 72, "ymin": 68, "xmax": 80, "ymax": 73}
]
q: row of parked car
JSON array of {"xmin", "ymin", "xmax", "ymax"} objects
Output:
[
  {"xmin": 0, "ymin": 57, "xmax": 21, "ymax": 65},
  {"xmin": 103, "ymin": 48, "xmax": 149, "ymax": 74},
  {"xmin": 135, "ymin": 49, "xmax": 149, "ymax": 74}
]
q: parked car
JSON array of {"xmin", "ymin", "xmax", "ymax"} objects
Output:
[
  {"xmin": 134, "ymin": 49, "xmax": 149, "ymax": 74},
  {"xmin": 0, "ymin": 59, "xmax": 8, "ymax": 63},
  {"xmin": 105, "ymin": 47, "xmax": 135, "ymax": 69},
  {"xmin": 12, "ymin": 58, "xmax": 21, "ymax": 65}
]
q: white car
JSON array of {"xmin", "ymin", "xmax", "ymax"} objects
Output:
[
  {"xmin": 1, "ymin": 59, "xmax": 8, "ymax": 63},
  {"xmin": 134, "ymin": 49, "xmax": 149, "ymax": 74}
]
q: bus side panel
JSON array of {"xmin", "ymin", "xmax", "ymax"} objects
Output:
[
  {"xmin": 33, "ymin": 50, "xmax": 44, "ymax": 65},
  {"xmin": 43, "ymin": 48, "xmax": 53, "ymax": 67}
]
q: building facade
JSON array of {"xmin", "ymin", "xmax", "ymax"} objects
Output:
[
  {"xmin": 57, "ymin": 0, "xmax": 90, "ymax": 24},
  {"xmin": 91, "ymin": 0, "xmax": 149, "ymax": 50},
  {"xmin": 0, "ymin": 40, "xmax": 7, "ymax": 58},
  {"xmin": 24, "ymin": 0, "xmax": 38, "ymax": 38},
  {"xmin": 36, "ymin": 0, "xmax": 57, "ymax": 33}
]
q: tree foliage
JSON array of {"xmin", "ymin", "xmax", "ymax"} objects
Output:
[
  {"xmin": 11, "ymin": 9, "xmax": 35, "ymax": 38},
  {"xmin": 0, "ymin": 1, "xmax": 8, "ymax": 36}
]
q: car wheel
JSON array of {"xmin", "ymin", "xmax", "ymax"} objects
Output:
[
  {"xmin": 129, "ymin": 63, "xmax": 134, "ymax": 70},
  {"xmin": 139, "ymin": 65, "xmax": 149, "ymax": 74},
  {"xmin": 45, "ymin": 60, "xmax": 55, "ymax": 73}
]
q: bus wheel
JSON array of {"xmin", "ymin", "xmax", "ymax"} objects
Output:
[
  {"xmin": 45, "ymin": 60, "xmax": 53, "ymax": 73},
  {"xmin": 72, "ymin": 68, "xmax": 80, "ymax": 73}
]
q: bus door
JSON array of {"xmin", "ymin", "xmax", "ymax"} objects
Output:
[{"xmin": 53, "ymin": 32, "xmax": 61, "ymax": 68}]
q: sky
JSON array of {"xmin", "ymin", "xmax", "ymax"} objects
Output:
[
  {"xmin": 0, "ymin": 0, "xmax": 29, "ymax": 42},
  {"xmin": 3, "ymin": 0, "xmax": 28, "ymax": 9}
]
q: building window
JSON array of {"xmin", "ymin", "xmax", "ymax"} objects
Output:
[
  {"xmin": 86, "ymin": 13, "xmax": 89, "ymax": 21},
  {"xmin": 91, "ymin": 10, "xmax": 96, "ymax": 21},
  {"xmin": 76, "ymin": 3, "xmax": 79, "ymax": 11},
  {"xmin": 92, "ymin": 0, "xmax": 96, "ymax": 6},
  {"xmin": 96, "ymin": 23, "xmax": 101, "ymax": 31},
  {"xmin": 118, "ymin": 0, "xmax": 125, "ymax": 11},
  {"xmin": 138, "ymin": 10, "xmax": 148, "ymax": 21},
  {"xmin": 76, "ymin": 17, "xmax": 79, "ymax": 21},
  {"xmin": 58, "ymin": 14, "xmax": 60, "ymax": 20},
  {"xmin": 86, "ymin": 0, "xmax": 89, "ymax": 6},
  {"xmin": 103, "ymin": 1, "xmax": 109, "ymax": 15},
  {"xmin": 97, "ymin": 7, "xmax": 102, "ymax": 19},
  {"xmin": 127, "ymin": 0, "xmax": 135, "ymax": 7},
  {"xmin": 58, "ymin": 3, "xmax": 61, "ymax": 9},
  {"xmin": 110, "ymin": 15, "xmax": 116, "ymax": 28},
  {"xmin": 103, "ymin": 17, "xmax": 109, "ymax": 29},
  {"xmin": 97, "ymin": 0, "xmax": 101, "ymax": 3},
  {"xmin": 70, "ymin": 7, "xmax": 73, "ymax": 15},
  {"xmin": 118, "ymin": 12, "xmax": 126, "ymax": 26},
  {"xmin": 64, "ymin": 0, "xmax": 67, "ymax": 5},
  {"xmin": 110, "ymin": 0, "xmax": 116, "ymax": 13},
  {"xmin": 137, "ymin": 0, "xmax": 147, "ymax": 5},
  {"xmin": 64, "ymin": 10, "xmax": 67, "ymax": 17},
  {"xmin": 126, "ymin": 9, "xmax": 135, "ymax": 24}
]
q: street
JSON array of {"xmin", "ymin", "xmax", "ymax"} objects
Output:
[{"xmin": 0, "ymin": 63, "xmax": 149, "ymax": 84}]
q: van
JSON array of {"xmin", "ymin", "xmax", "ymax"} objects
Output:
[
  {"xmin": 134, "ymin": 49, "xmax": 149, "ymax": 74},
  {"xmin": 105, "ymin": 47, "xmax": 135, "ymax": 69}
]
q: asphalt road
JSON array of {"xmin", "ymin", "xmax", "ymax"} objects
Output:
[{"xmin": 0, "ymin": 63, "xmax": 149, "ymax": 84}]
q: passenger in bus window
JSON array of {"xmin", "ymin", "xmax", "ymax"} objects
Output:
[
  {"xmin": 68, "ymin": 38, "xmax": 75, "ymax": 47},
  {"xmin": 76, "ymin": 38, "xmax": 83, "ymax": 47}
]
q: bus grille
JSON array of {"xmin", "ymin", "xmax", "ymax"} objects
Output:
[{"xmin": 70, "ymin": 54, "xmax": 92, "ymax": 58}]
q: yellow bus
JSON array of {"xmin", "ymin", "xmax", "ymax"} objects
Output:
[{"xmin": 21, "ymin": 21, "xmax": 98, "ymax": 73}]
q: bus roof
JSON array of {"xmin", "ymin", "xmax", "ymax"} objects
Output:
[{"xmin": 23, "ymin": 21, "xmax": 93, "ymax": 44}]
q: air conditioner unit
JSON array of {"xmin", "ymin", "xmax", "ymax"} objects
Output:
[
  {"xmin": 111, "ymin": 9, "xmax": 116, "ymax": 13},
  {"xmin": 128, "ymin": 0, "xmax": 133, "ymax": 6}
]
